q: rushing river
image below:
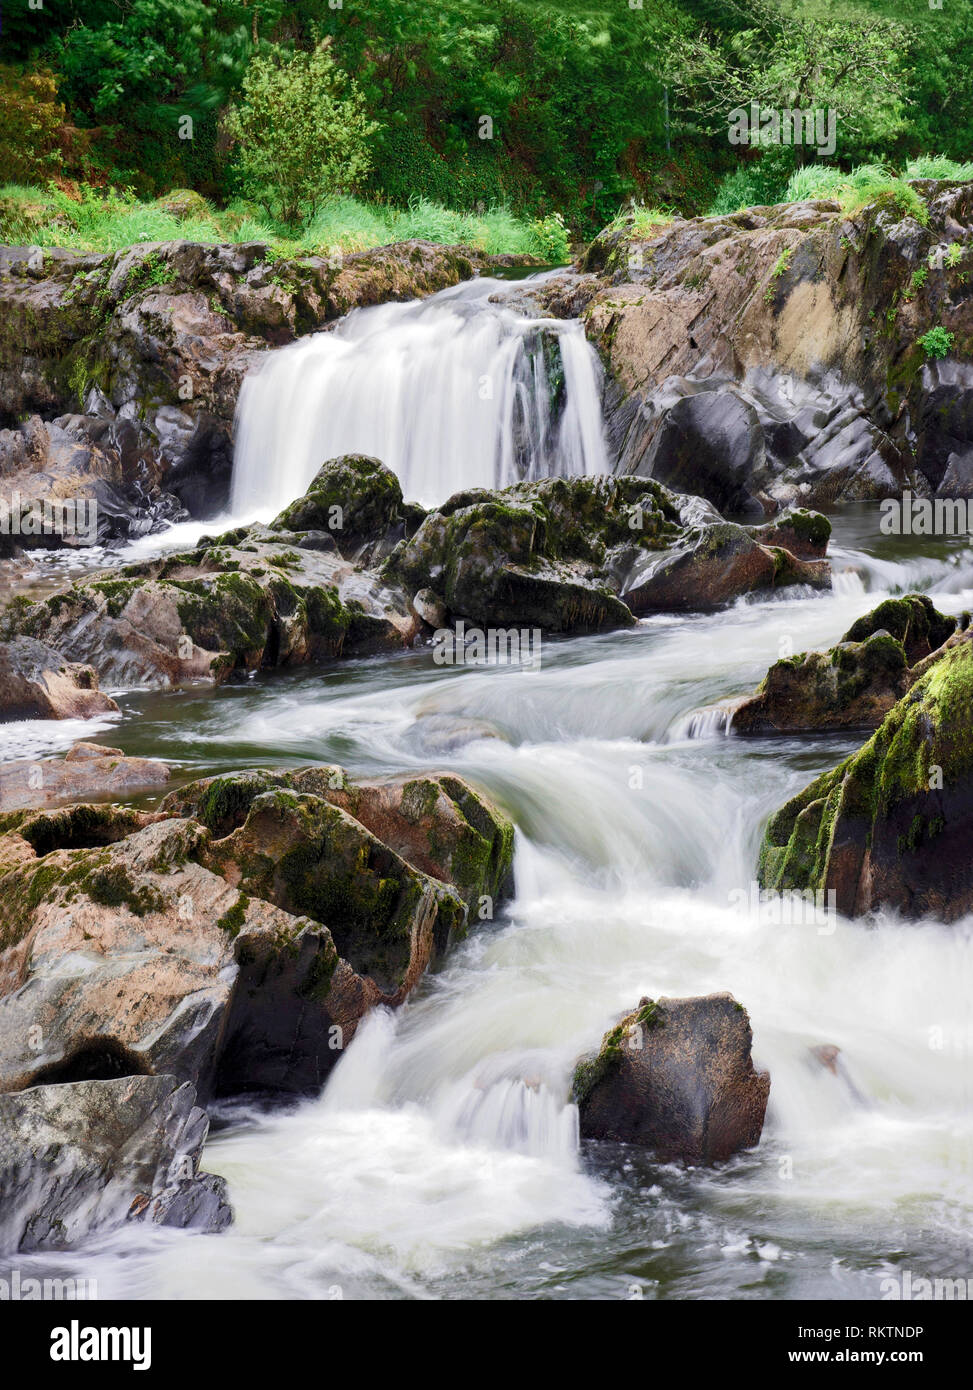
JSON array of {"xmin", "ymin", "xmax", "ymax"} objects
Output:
[{"xmin": 3, "ymin": 277, "xmax": 972, "ymax": 1302}]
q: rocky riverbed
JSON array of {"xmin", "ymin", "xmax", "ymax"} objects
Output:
[{"xmin": 0, "ymin": 184, "xmax": 971, "ymax": 1295}]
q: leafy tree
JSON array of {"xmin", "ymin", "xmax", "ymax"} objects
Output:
[{"xmin": 225, "ymin": 40, "xmax": 378, "ymax": 225}]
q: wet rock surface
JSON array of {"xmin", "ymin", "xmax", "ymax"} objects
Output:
[
  {"xmin": 572, "ymin": 993, "xmax": 770, "ymax": 1163},
  {"xmin": 733, "ymin": 594, "xmax": 958, "ymax": 734},
  {"xmin": 0, "ymin": 1074, "xmax": 231, "ymax": 1253},
  {"xmin": 758, "ymin": 632, "xmax": 973, "ymax": 920},
  {"xmin": 0, "ymin": 767, "xmax": 513, "ymax": 1099}
]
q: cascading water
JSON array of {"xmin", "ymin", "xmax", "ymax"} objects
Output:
[
  {"xmin": 5, "ymin": 276, "xmax": 972, "ymax": 1300},
  {"xmin": 230, "ymin": 275, "xmax": 610, "ymax": 515}
]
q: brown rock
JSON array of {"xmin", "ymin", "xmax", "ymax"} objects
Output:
[
  {"xmin": 573, "ymin": 993, "xmax": 770, "ymax": 1163},
  {"xmin": 0, "ymin": 636, "xmax": 118, "ymax": 719},
  {"xmin": 0, "ymin": 742, "xmax": 169, "ymax": 813}
]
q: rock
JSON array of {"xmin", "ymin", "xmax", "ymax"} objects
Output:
[
  {"xmin": 385, "ymin": 474, "xmax": 830, "ymax": 631},
  {"xmin": 0, "ymin": 764, "xmax": 512, "ymax": 1097},
  {"xmin": 161, "ymin": 766, "xmax": 515, "ymax": 915},
  {"xmin": 0, "ymin": 636, "xmax": 119, "ymax": 719},
  {"xmin": 0, "ymin": 240, "xmax": 488, "ymax": 516},
  {"xmin": 617, "ymin": 520, "xmax": 830, "ymax": 614},
  {"xmin": 270, "ymin": 453, "xmax": 419, "ymax": 564},
  {"xmin": 0, "ymin": 742, "xmax": 170, "ymax": 813},
  {"xmin": 758, "ymin": 632, "xmax": 973, "ymax": 920},
  {"xmin": 0, "ymin": 413, "xmax": 187, "ymax": 553},
  {"xmin": 733, "ymin": 595, "xmax": 957, "ymax": 734},
  {"xmin": 578, "ymin": 183, "xmax": 973, "ymax": 511},
  {"xmin": 0, "ymin": 1074, "xmax": 230, "ymax": 1253},
  {"xmin": 638, "ymin": 388, "xmax": 767, "ymax": 517},
  {"xmin": 2, "ymin": 506, "xmax": 422, "ymax": 688},
  {"xmin": 572, "ymin": 993, "xmax": 770, "ymax": 1163},
  {"xmin": 412, "ymin": 587, "xmax": 448, "ymax": 629}
]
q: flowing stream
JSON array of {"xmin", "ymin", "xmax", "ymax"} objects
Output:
[{"xmin": 4, "ymin": 276, "xmax": 972, "ymax": 1301}]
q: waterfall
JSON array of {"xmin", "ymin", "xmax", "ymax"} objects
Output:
[{"xmin": 230, "ymin": 275, "xmax": 610, "ymax": 516}]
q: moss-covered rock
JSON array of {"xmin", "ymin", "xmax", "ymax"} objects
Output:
[
  {"xmin": 163, "ymin": 765, "xmax": 514, "ymax": 916},
  {"xmin": 198, "ymin": 789, "xmax": 466, "ymax": 996},
  {"xmin": 757, "ymin": 633, "xmax": 973, "ymax": 920},
  {"xmin": 572, "ymin": 992, "xmax": 769, "ymax": 1163},
  {"xmin": 384, "ymin": 473, "xmax": 828, "ymax": 629},
  {"xmin": 271, "ymin": 454, "xmax": 417, "ymax": 563},
  {"xmin": 1, "ymin": 521, "xmax": 421, "ymax": 689},
  {"xmin": 733, "ymin": 594, "xmax": 957, "ymax": 734}
]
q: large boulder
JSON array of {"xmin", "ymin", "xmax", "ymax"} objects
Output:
[
  {"xmin": 271, "ymin": 453, "xmax": 422, "ymax": 565},
  {"xmin": 385, "ymin": 474, "xmax": 830, "ymax": 631},
  {"xmin": 0, "ymin": 636, "xmax": 118, "ymax": 720},
  {"xmin": 0, "ymin": 765, "xmax": 512, "ymax": 1097},
  {"xmin": 0, "ymin": 1074, "xmax": 230, "ymax": 1253},
  {"xmin": 572, "ymin": 993, "xmax": 770, "ymax": 1163},
  {"xmin": 732, "ymin": 595, "xmax": 958, "ymax": 735},
  {"xmin": 161, "ymin": 766, "xmax": 514, "ymax": 916},
  {"xmin": 574, "ymin": 183, "xmax": 973, "ymax": 512},
  {"xmin": 758, "ymin": 633, "xmax": 973, "ymax": 920}
]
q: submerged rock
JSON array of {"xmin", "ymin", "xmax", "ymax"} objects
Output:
[
  {"xmin": 572, "ymin": 993, "xmax": 770, "ymax": 1163},
  {"xmin": 758, "ymin": 632, "xmax": 973, "ymax": 920},
  {"xmin": 0, "ymin": 636, "xmax": 118, "ymax": 720},
  {"xmin": 0, "ymin": 1074, "xmax": 231, "ymax": 1253},
  {"xmin": 0, "ymin": 742, "xmax": 169, "ymax": 813},
  {"xmin": 733, "ymin": 595, "xmax": 958, "ymax": 735},
  {"xmin": 0, "ymin": 766, "xmax": 513, "ymax": 1098}
]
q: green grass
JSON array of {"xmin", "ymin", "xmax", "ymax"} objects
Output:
[
  {"xmin": 781, "ymin": 163, "xmax": 930, "ymax": 224},
  {"xmin": 706, "ymin": 154, "xmax": 973, "ymax": 222},
  {"xmin": 0, "ymin": 182, "xmax": 567, "ymax": 262}
]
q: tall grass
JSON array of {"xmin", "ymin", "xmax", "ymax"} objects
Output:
[
  {"xmin": 0, "ymin": 182, "xmax": 567, "ymax": 261},
  {"xmin": 782, "ymin": 163, "xmax": 929, "ymax": 223}
]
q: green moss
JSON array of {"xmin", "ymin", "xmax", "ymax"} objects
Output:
[{"xmin": 217, "ymin": 892, "xmax": 250, "ymax": 938}]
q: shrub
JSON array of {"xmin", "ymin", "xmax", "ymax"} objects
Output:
[{"xmin": 225, "ymin": 40, "xmax": 378, "ymax": 227}]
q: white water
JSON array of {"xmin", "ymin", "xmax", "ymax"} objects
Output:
[
  {"xmin": 4, "ymin": 281, "xmax": 972, "ymax": 1301},
  {"xmin": 230, "ymin": 275, "xmax": 609, "ymax": 515}
]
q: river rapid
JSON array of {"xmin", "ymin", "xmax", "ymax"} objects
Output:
[{"xmin": 3, "ymin": 275, "xmax": 971, "ymax": 1301}]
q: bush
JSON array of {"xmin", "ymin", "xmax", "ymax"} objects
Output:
[
  {"xmin": 0, "ymin": 67, "xmax": 67, "ymax": 186},
  {"xmin": 527, "ymin": 212, "xmax": 570, "ymax": 263},
  {"xmin": 225, "ymin": 40, "xmax": 377, "ymax": 227}
]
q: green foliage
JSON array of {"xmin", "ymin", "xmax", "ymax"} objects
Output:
[
  {"xmin": 0, "ymin": 181, "xmax": 550, "ymax": 259},
  {"xmin": 781, "ymin": 163, "xmax": 929, "ymax": 223},
  {"xmin": 904, "ymin": 155, "xmax": 973, "ymax": 182},
  {"xmin": 527, "ymin": 212, "xmax": 570, "ymax": 264},
  {"xmin": 5, "ymin": 0, "xmax": 973, "ymax": 239},
  {"xmin": 225, "ymin": 41, "xmax": 376, "ymax": 227},
  {"xmin": 918, "ymin": 327, "xmax": 955, "ymax": 360}
]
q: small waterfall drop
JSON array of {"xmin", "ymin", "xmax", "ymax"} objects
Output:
[{"xmin": 230, "ymin": 275, "xmax": 610, "ymax": 515}]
